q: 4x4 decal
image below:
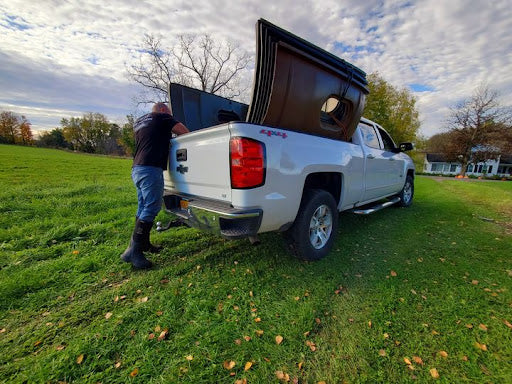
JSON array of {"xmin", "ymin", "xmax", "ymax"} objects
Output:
[{"xmin": 260, "ymin": 129, "xmax": 288, "ymax": 139}]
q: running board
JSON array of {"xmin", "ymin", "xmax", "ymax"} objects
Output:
[{"xmin": 351, "ymin": 197, "xmax": 401, "ymax": 215}]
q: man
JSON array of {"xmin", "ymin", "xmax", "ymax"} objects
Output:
[{"xmin": 121, "ymin": 102, "xmax": 189, "ymax": 269}]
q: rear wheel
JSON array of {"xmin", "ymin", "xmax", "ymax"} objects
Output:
[
  {"xmin": 285, "ymin": 189, "xmax": 339, "ymax": 261},
  {"xmin": 397, "ymin": 175, "xmax": 414, "ymax": 207}
]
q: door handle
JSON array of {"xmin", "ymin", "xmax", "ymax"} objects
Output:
[{"xmin": 367, "ymin": 154, "xmax": 375, "ymax": 159}]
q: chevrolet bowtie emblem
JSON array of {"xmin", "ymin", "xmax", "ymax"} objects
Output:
[{"xmin": 176, "ymin": 164, "xmax": 189, "ymax": 174}]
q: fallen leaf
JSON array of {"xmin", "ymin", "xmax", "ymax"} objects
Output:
[
  {"xmin": 72, "ymin": 250, "xmax": 79, "ymax": 255},
  {"xmin": 465, "ymin": 324, "xmax": 473, "ymax": 329},
  {"xmin": 155, "ymin": 325, "xmax": 161, "ymax": 332},
  {"xmin": 390, "ymin": 270, "xmax": 397, "ymax": 277},
  {"xmin": 140, "ymin": 296, "xmax": 148, "ymax": 303},
  {"xmin": 56, "ymin": 344, "xmax": 66, "ymax": 351},
  {"xmin": 160, "ymin": 278, "xmax": 170, "ymax": 284},
  {"xmin": 504, "ymin": 320, "xmax": 512, "ymax": 329},
  {"xmin": 114, "ymin": 361, "xmax": 122, "ymax": 369},
  {"xmin": 76, "ymin": 354, "xmax": 84, "ymax": 364},
  {"xmin": 407, "ymin": 364, "xmax": 415, "ymax": 370},
  {"xmin": 275, "ymin": 371, "xmax": 290, "ymax": 381},
  {"xmin": 471, "ymin": 280, "xmax": 479, "ymax": 285},
  {"xmin": 234, "ymin": 339, "xmax": 242, "ymax": 345},
  {"xmin": 254, "ymin": 317, "xmax": 261, "ymax": 323},
  {"xmin": 244, "ymin": 361, "xmax": 253, "ymax": 371},
  {"xmin": 276, "ymin": 335, "xmax": 284, "ymax": 345},
  {"xmin": 318, "ymin": 382, "xmax": 326, "ymax": 384},
  {"xmin": 223, "ymin": 360, "xmax": 236, "ymax": 370},
  {"xmin": 105, "ymin": 312, "xmax": 112, "ymax": 320},
  {"xmin": 34, "ymin": 340, "xmax": 42, "ymax": 347},
  {"xmin": 158, "ymin": 330, "xmax": 168, "ymax": 341},
  {"xmin": 430, "ymin": 368, "xmax": 439, "ymax": 379},
  {"xmin": 315, "ymin": 318, "xmax": 321, "ymax": 324},
  {"xmin": 235, "ymin": 380, "xmax": 248, "ymax": 384},
  {"xmin": 403, "ymin": 357, "xmax": 412, "ymax": 365},
  {"xmin": 306, "ymin": 340, "xmax": 317, "ymax": 352},
  {"xmin": 462, "ymin": 356, "xmax": 468, "ymax": 361},
  {"xmin": 438, "ymin": 351, "xmax": 448, "ymax": 358},
  {"xmin": 244, "ymin": 335, "xmax": 252, "ymax": 341},
  {"xmin": 255, "ymin": 330, "xmax": 264, "ymax": 336},
  {"xmin": 479, "ymin": 324, "xmax": 488, "ymax": 331},
  {"xmin": 413, "ymin": 356, "xmax": 424, "ymax": 365},
  {"xmin": 368, "ymin": 321, "xmax": 372, "ymax": 328},
  {"xmin": 431, "ymin": 330, "xmax": 440, "ymax": 335},
  {"xmin": 156, "ymin": 311, "xmax": 163, "ymax": 316},
  {"xmin": 383, "ymin": 333, "xmax": 389, "ymax": 339},
  {"xmin": 130, "ymin": 368, "xmax": 139, "ymax": 377},
  {"xmin": 148, "ymin": 333, "xmax": 155, "ymax": 340},
  {"xmin": 475, "ymin": 342, "xmax": 488, "ymax": 351},
  {"xmin": 298, "ymin": 362, "xmax": 304, "ymax": 370},
  {"xmin": 0, "ymin": 328, "xmax": 5, "ymax": 333},
  {"xmin": 378, "ymin": 349, "xmax": 386, "ymax": 357},
  {"xmin": 185, "ymin": 355, "xmax": 193, "ymax": 361}
]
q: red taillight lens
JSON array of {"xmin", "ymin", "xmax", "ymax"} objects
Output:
[{"xmin": 230, "ymin": 137, "xmax": 266, "ymax": 189}]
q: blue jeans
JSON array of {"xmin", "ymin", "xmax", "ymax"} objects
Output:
[{"xmin": 132, "ymin": 165, "xmax": 164, "ymax": 222}]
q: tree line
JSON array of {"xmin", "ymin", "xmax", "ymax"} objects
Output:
[{"xmin": 0, "ymin": 111, "xmax": 136, "ymax": 156}]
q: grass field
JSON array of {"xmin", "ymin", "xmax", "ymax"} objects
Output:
[{"xmin": 0, "ymin": 144, "xmax": 511, "ymax": 383}]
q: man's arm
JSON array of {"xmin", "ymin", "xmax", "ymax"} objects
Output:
[{"xmin": 172, "ymin": 122, "xmax": 189, "ymax": 136}]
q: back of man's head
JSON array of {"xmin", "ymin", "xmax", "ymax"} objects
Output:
[{"xmin": 152, "ymin": 102, "xmax": 171, "ymax": 114}]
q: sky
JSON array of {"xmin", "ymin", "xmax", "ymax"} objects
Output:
[{"xmin": 1, "ymin": 0, "xmax": 511, "ymax": 138}]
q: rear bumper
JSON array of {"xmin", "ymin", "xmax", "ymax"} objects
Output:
[{"xmin": 162, "ymin": 193, "xmax": 262, "ymax": 239}]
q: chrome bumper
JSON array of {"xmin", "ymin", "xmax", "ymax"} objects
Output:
[{"xmin": 162, "ymin": 194, "xmax": 262, "ymax": 239}]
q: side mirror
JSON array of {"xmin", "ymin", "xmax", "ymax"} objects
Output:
[{"xmin": 399, "ymin": 142, "xmax": 414, "ymax": 152}]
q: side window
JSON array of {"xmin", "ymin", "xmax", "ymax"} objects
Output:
[
  {"xmin": 358, "ymin": 123, "xmax": 380, "ymax": 149},
  {"xmin": 377, "ymin": 127, "xmax": 396, "ymax": 152}
]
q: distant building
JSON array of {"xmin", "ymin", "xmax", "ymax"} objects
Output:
[{"xmin": 423, "ymin": 154, "xmax": 512, "ymax": 177}]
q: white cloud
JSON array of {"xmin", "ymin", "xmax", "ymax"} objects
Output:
[{"xmin": 0, "ymin": 0, "xmax": 511, "ymax": 137}]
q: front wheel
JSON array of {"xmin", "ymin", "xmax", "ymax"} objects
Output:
[
  {"xmin": 285, "ymin": 189, "xmax": 339, "ymax": 261},
  {"xmin": 397, "ymin": 175, "xmax": 414, "ymax": 207}
]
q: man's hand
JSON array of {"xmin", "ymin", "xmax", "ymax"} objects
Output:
[{"xmin": 172, "ymin": 123, "xmax": 189, "ymax": 136}]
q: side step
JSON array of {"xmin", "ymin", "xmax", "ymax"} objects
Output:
[{"xmin": 351, "ymin": 197, "xmax": 401, "ymax": 215}]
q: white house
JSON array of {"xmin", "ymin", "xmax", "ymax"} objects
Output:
[{"xmin": 423, "ymin": 154, "xmax": 512, "ymax": 177}]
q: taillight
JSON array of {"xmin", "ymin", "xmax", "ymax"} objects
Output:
[{"xmin": 230, "ymin": 137, "xmax": 266, "ymax": 189}]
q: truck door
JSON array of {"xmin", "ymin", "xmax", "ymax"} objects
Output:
[
  {"xmin": 359, "ymin": 122, "xmax": 400, "ymax": 201},
  {"xmin": 375, "ymin": 126, "xmax": 405, "ymax": 192}
]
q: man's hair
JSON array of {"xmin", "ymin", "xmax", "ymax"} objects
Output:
[{"xmin": 152, "ymin": 102, "xmax": 171, "ymax": 114}]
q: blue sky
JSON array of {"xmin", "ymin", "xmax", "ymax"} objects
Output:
[{"xmin": 1, "ymin": 0, "xmax": 511, "ymax": 137}]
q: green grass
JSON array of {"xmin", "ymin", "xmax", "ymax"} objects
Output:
[{"xmin": 0, "ymin": 144, "xmax": 511, "ymax": 383}]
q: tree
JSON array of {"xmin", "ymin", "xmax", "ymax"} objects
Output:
[
  {"xmin": 118, "ymin": 115, "xmax": 136, "ymax": 156},
  {"xmin": 127, "ymin": 33, "xmax": 251, "ymax": 104},
  {"xmin": 0, "ymin": 111, "xmax": 33, "ymax": 145},
  {"xmin": 363, "ymin": 73, "xmax": 420, "ymax": 144},
  {"xmin": 61, "ymin": 113, "xmax": 112, "ymax": 153},
  {"xmin": 37, "ymin": 128, "xmax": 71, "ymax": 149},
  {"xmin": 443, "ymin": 84, "xmax": 512, "ymax": 175}
]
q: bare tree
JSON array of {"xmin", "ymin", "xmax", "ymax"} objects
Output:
[
  {"xmin": 444, "ymin": 84, "xmax": 511, "ymax": 175},
  {"xmin": 127, "ymin": 33, "xmax": 252, "ymax": 105}
]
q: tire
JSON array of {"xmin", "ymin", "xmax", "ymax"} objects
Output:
[
  {"xmin": 397, "ymin": 174, "xmax": 414, "ymax": 207},
  {"xmin": 285, "ymin": 189, "xmax": 339, "ymax": 261}
]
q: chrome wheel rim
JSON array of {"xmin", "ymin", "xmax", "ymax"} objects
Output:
[
  {"xmin": 403, "ymin": 181, "xmax": 412, "ymax": 203},
  {"xmin": 309, "ymin": 204, "xmax": 333, "ymax": 249}
]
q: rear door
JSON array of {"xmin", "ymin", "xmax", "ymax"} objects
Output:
[{"xmin": 165, "ymin": 124, "xmax": 232, "ymax": 203}]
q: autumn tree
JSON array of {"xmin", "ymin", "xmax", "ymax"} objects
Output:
[
  {"xmin": 61, "ymin": 113, "xmax": 115, "ymax": 153},
  {"xmin": 442, "ymin": 84, "xmax": 512, "ymax": 175},
  {"xmin": 118, "ymin": 115, "xmax": 136, "ymax": 156},
  {"xmin": 0, "ymin": 111, "xmax": 33, "ymax": 145},
  {"xmin": 363, "ymin": 73, "xmax": 420, "ymax": 144},
  {"xmin": 127, "ymin": 33, "xmax": 251, "ymax": 105}
]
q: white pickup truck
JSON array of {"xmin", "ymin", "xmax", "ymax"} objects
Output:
[
  {"xmin": 162, "ymin": 117, "xmax": 414, "ymax": 261},
  {"xmin": 160, "ymin": 19, "xmax": 415, "ymax": 261}
]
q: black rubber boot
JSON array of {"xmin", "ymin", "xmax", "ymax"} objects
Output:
[
  {"xmin": 121, "ymin": 219, "xmax": 153, "ymax": 269},
  {"xmin": 136, "ymin": 218, "xmax": 162, "ymax": 254}
]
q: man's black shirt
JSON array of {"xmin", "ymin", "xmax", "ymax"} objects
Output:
[{"xmin": 133, "ymin": 112, "xmax": 179, "ymax": 170}]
